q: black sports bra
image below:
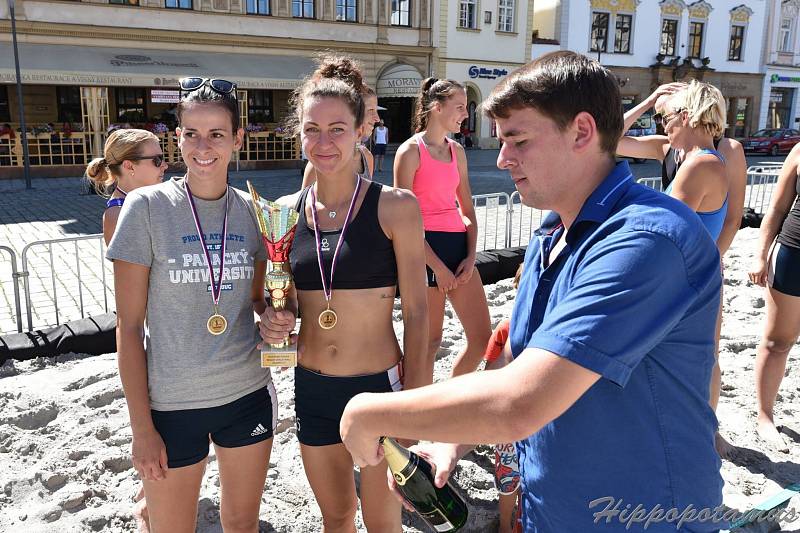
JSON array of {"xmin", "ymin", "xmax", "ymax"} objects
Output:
[{"xmin": 290, "ymin": 180, "xmax": 398, "ymax": 290}]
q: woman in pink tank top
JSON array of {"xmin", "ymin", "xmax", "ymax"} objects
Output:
[{"xmin": 394, "ymin": 78, "xmax": 491, "ymax": 377}]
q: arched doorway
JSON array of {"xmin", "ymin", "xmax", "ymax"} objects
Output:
[
  {"xmin": 376, "ymin": 63, "xmax": 423, "ymax": 143},
  {"xmin": 464, "ymin": 83, "xmax": 481, "ymax": 147}
]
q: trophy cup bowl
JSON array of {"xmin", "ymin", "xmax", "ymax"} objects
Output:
[{"xmin": 247, "ymin": 181, "xmax": 300, "ymax": 367}]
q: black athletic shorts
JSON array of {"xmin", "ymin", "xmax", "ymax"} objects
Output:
[
  {"xmin": 151, "ymin": 382, "xmax": 277, "ymax": 468},
  {"xmin": 372, "ymin": 143, "xmax": 387, "ymax": 156},
  {"xmin": 770, "ymin": 242, "xmax": 800, "ymax": 297},
  {"xmin": 425, "ymin": 230, "xmax": 468, "ymax": 287},
  {"xmin": 295, "ymin": 363, "xmax": 403, "ymax": 447}
]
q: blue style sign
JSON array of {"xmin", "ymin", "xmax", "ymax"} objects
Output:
[{"xmin": 469, "ymin": 66, "xmax": 509, "ymax": 80}]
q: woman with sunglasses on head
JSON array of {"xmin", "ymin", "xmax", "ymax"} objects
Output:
[
  {"xmin": 393, "ymin": 78, "xmax": 491, "ymax": 377},
  {"xmin": 86, "ymin": 129, "xmax": 168, "ymax": 246},
  {"xmin": 260, "ymin": 57, "xmax": 428, "ymax": 532},
  {"xmin": 748, "ymin": 143, "xmax": 800, "ymax": 452},
  {"xmin": 301, "ymin": 55, "xmax": 380, "ymax": 187},
  {"xmin": 107, "ymin": 77, "xmax": 276, "ymax": 533}
]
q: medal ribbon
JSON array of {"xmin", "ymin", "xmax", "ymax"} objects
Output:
[
  {"xmin": 186, "ymin": 181, "xmax": 229, "ymax": 311},
  {"xmin": 309, "ymin": 176, "xmax": 362, "ymax": 306}
]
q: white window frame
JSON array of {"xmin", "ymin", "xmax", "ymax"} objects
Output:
[
  {"xmin": 589, "ymin": 10, "xmax": 611, "ymax": 53},
  {"xmin": 779, "ymin": 18, "xmax": 794, "ymax": 53},
  {"xmin": 391, "ymin": 0, "xmax": 411, "ymax": 26},
  {"xmin": 687, "ymin": 19, "xmax": 706, "ymax": 58},
  {"xmin": 458, "ymin": 0, "xmax": 478, "ymax": 29},
  {"xmin": 659, "ymin": 16, "xmax": 680, "ymax": 57},
  {"xmin": 727, "ymin": 23, "xmax": 745, "ymax": 61},
  {"xmin": 613, "ymin": 12, "xmax": 634, "ymax": 54},
  {"xmin": 335, "ymin": 0, "xmax": 357, "ymax": 21},
  {"xmin": 497, "ymin": 0, "xmax": 515, "ymax": 33}
]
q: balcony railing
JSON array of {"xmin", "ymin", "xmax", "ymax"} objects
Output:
[{"xmin": 0, "ymin": 130, "xmax": 300, "ymax": 168}]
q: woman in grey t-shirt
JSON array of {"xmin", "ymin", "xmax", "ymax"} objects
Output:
[{"xmin": 107, "ymin": 79, "xmax": 275, "ymax": 531}]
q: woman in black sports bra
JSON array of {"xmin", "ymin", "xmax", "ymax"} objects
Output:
[
  {"xmin": 259, "ymin": 56, "xmax": 428, "ymax": 532},
  {"xmin": 749, "ymin": 142, "xmax": 800, "ymax": 452}
]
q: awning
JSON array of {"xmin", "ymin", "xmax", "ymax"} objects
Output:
[
  {"xmin": 0, "ymin": 43, "xmax": 315, "ymax": 90},
  {"xmin": 376, "ymin": 63, "xmax": 422, "ymax": 98}
]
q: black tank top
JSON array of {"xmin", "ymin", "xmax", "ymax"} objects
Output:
[
  {"xmin": 290, "ymin": 180, "xmax": 398, "ymax": 290},
  {"xmin": 777, "ymin": 169, "xmax": 800, "ymax": 249},
  {"xmin": 661, "ymin": 138, "xmax": 722, "ymax": 190}
]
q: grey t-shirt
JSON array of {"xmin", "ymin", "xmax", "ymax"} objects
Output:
[{"xmin": 107, "ymin": 176, "xmax": 270, "ymax": 411}]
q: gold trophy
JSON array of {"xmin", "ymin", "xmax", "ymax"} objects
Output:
[{"xmin": 248, "ymin": 181, "xmax": 300, "ymax": 367}]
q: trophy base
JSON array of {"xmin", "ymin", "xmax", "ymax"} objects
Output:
[{"xmin": 261, "ymin": 346, "xmax": 297, "ymax": 368}]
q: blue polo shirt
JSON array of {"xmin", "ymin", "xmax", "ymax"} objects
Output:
[{"xmin": 510, "ymin": 161, "xmax": 723, "ymax": 532}]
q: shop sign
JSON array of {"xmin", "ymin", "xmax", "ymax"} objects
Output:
[
  {"xmin": 151, "ymin": 90, "xmax": 180, "ymax": 103},
  {"xmin": 110, "ymin": 55, "xmax": 200, "ymax": 69},
  {"xmin": 468, "ymin": 66, "xmax": 509, "ymax": 80},
  {"xmin": 770, "ymin": 74, "xmax": 800, "ymax": 84}
]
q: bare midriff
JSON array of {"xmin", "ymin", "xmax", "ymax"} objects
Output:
[{"xmin": 296, "ymin": 285, "xmax": 401, "ymax": 376}]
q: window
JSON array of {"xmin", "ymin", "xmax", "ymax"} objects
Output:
[
  {"xmin": 109, "ymin": 0, "xmax": 139, "ymax": 5},
  {"xmin": 458, "ymin": 0, "xmax": 477, "ymax": 29},
  {"xmin": 660, "ymin": 19, "xmax": 678, "ymax": 56},
  {"xmin": 780, "ymin": 18, "xmax": 793, "ymax": 52},
  {"xmin": 497, "ymin": 0, "xmax": 514, "ymax": 32},
  {"xmin": 165, "ymin": 0, "xmax": 191, "ymax": 8},
  {"xmin": 116, "ymin": 88, "xmax": 147, "ymax": 123},
  {"xmin": 57, "ymin": 87, "xmax": 82, "ymax": 123},
  {"xmin": 292, "ymin": 0, "xmax": 313, "ymax": 18},
  {"xmin": 246, "ymin": 0, "xmax": 269, "ymax": 15},
  {"xmin": 335, "ymin": 0, "xmax": 356, "ymax": 21},
  {"xmin": 614, "ymin": 14, "xmax": 632, "ymax": 53},
  {"xmin": 247, "ymin": 90, "xmax": 273, "ymax": 124},
  {"xmin": 391, "ymin": 0, "xmax": 410, "ymax": 26},
  {"xmin": 687, "ymin": 21, "xmax": 704, "ymax": 58},
  {"xmin": 590, "ymin": 12, "xmax": 609, "ymax": 52},
  {"xmin": 0, "ymin": 86, "xmax": 9, "ymax": 123},
  {"xmin": 728, "ymin": 24, "xmax": 744, "ymax": 61}
]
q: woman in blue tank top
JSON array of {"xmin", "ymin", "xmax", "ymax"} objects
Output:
[
  {"xmin": 85, "ymin": 129, "xmax": 167, "ymax": 246},
  {"xmin": 748, "ymin": 143, "xmax": 800, "ymax": 452},
  {"xmin": 657, "ymin": 81, "xmax": 729, "ymax": 241}
]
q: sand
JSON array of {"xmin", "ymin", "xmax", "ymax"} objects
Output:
[{"xmin": 0, "ymin": 227, "xmax": 799, "ymax": 532}]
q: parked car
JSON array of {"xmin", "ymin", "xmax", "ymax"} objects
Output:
[
  {"xmin": 742, "ymin": 128, "xmax": 800, "ymax": 156},
  {"xmin": 621, "ymin": 114, "xmax": 657, "ymax": 164}
]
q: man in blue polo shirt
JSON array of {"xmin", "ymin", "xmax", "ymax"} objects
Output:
[{"xmin": 339, "ymin": 51, "xmax": 723, "ymax": 532}]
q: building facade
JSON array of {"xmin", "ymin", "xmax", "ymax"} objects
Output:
[
  {"xmin": 759, "ymin": 0, "xmax": 800, "ymax": 130},
  {"xmin": 0, "ymin": 0, "xmax": 434, "ymax": 176},
  {"xmin": 431, "ymin": 0, "xmax": 534, "ymax": 148},
  {"xmin": 532, "ymin": 0, "xmax": 768, "ymax": 138}
]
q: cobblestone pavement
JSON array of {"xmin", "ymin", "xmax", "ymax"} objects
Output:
[{"xmin": 0, "ymin": 149, "xmax": 786, "ymax": 334}]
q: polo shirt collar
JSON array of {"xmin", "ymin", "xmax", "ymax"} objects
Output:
[
  {"xmin": 533, "ymin": 160, "xmax": 634, "ymax": 241},
  {"xmin": 573, "ymin": 160, "xmax": 635, "ymax": 226}
]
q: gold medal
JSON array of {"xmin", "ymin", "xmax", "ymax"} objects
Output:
[
  {"xmin": 207, "ymin": 313, "xmax": 227, "ymax": 335},
  {"xmin": 318, "ymin": 307, "xmax": 338, "ymax": 330}
]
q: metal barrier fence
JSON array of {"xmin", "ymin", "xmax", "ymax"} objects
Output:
[
  {"xmin": 636, "ymin": 163, "xmax": 784, "ymax": 215},
  {"xmin": 0, "ymin": 246, "xmax": 23, "ymax": 333},
  {"xmin": 508, "ymin": 192, "xmax": 546, "ymax": 248},
  {"xmin": 19, "ymin": 235, "xmax": 112, "ymax": 333},
  {"xmin": 472, "ymin": 193, "xmax": 511, "ymax": 251},
  {"xmin": 1, "ymin": 192, "xmax": 546, "ymax": 333}
]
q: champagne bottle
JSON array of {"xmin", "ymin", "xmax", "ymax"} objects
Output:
[{"xmin": 381, "ymin": 437, "xmax": 469, "ymax": 532}]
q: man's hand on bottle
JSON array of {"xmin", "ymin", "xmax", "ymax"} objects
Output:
[{"xmin": 386, "ymin": 442, "xmax": 467, "ymax": 510}]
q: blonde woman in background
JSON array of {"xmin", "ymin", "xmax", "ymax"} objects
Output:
[
  {"xmin": 86, "ymin": 129, "xmax": 168, "ymax": 246},
  {"xmin": 85, "ymin": 128, "xmax": 167, "ymax": 532}
]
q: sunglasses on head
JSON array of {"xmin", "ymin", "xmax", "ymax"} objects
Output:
[
  {"xmin": 652, "ymin": 108, "xmax": 685, "ymax": 126},
  {"xmin": 129, "ymin": 154, "xmax": 165, "ymax": 167},
  {"xmin": 179, "ymin": 77, "xmax": 237, "ymax": 95}
]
